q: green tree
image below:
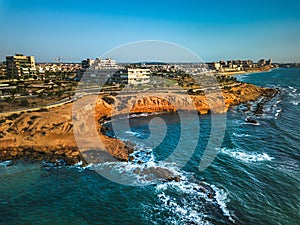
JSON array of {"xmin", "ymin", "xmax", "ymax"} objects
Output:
[
  {"xmin": 38, "ymin": 92, "xmax": 45, "ymax": 105},
  {"xmin": 48, "ymin": 91, "xmax": 54, "ymax": 100},
  {"xmin": 20, "ymin": 99, "xmax": 29, "ymax": 107},
  {"xmin": 56, "ymin": 90, "xmax": 63, "ymax": 100},
  {"xmin": 5, "ymin": 97, "xmax": 15, "ymax": 111}
]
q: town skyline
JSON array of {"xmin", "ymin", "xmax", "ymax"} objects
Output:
[
  {"xmin": 0, "ymin": 53, "xmax": 285, "ymax": 64},
  {"xmin": 0, "ymin": 0, "xmax": 300, "ymax": 63}
]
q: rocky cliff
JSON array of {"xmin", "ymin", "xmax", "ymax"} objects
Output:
[{"xmin": 0, "ymin": 83, "xmax": 277, "ymax": 164}]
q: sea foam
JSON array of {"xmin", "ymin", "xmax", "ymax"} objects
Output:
[
  {"xmin": 153, "ymin": 176, "xmax": 233, "ymax": 225},
  {"xmin": 220, "ymin": 147, "xmax": 274, "ymax": 163}
]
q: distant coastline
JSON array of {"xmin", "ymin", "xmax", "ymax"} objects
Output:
[{"xmin": 213, "ymin": 65, "xmax": 274, "ymax": 76}]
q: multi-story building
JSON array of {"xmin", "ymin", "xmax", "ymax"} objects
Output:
[
  {"xmin": 258, "ymin": 59, "xmax": 266, "ymax": 67},
  {"xmin": 6, "ymin": 54, "xmax": 36, "ymax": 79},
  {"xmin": 112, "ymin": 68, "xmax": 150, "ymax": 84},
  {"xmin": 211, "ymin": 62, "xmax": 221, "ymax": 70},
  {"xmin": 81, "ymin": 58, "xmax": 95, "ymax": 69},
  {"xmin": 0, "ymin": 62, "xmax": 6, "ymax": 79},
  {"xmin": 77, "ymin": 57, "xmax": 121, "ymax": 80},
  {"xmin": 81, "ymin": 58, "xmax": 118, "ymax": 70},
  {"xmin": 93, "ymin": 58, "xmax": 118, "ymax": 69},
  {"xmin": 126, "ymin": 68, "xmax": 150, "ymax": 84}
]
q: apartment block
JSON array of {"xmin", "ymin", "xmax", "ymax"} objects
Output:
[{"xmin": 6, "ymin": 54, "xmax": 36, "ymax": 79}]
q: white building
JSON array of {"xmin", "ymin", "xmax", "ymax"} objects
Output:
[
  {"xmin": 78, "ymin": 57, "xmax": 122, "ymax": 81},
  {"xmin": 127, "ymin": 68, "xmax": 150, "ymax": 84},
  {"xmin": 93, "ymin": 58, "xmax": 119, "ymax": 69},
  {"xmin": 112, "ymin": 68, "xmax": 150, "ymax": 84}
]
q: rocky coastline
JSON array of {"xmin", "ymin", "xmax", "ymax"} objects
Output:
[{"xmin": 0, "ymin": 83, "xmax": 277, "ymax": 166}]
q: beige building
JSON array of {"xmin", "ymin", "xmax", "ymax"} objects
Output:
[
  {"xmin": 6, "ymin": 54, "xmax": 36, "ymax": 79},
  {"xmin": 127, "ymin": 68, "xmax": 150, "ymax": 84}
]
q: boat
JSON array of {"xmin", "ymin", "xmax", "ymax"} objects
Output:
[{"xmin": 245, "ymin": 117, "xmax": 260, "ymax": 125}]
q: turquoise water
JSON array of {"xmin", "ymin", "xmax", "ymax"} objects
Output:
[{"xmin": 1, "ymin": 68, "xmax": 300, "ymax": 224}]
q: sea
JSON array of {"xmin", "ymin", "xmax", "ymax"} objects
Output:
[{"xmin": 0, "ymin": 68, "xmax": 299, "ymax": 225}]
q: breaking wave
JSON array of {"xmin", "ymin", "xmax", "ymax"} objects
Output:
[{"xmin": 220, "ymin": 147, "xmax": 274, "ymax": 163}]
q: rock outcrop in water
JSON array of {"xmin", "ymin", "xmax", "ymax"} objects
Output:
[{"xmin": 0, "ymin": 83, "xmax": 277, "ymax": 165}]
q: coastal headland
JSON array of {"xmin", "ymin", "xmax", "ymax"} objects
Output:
[{"xmin": 0, "ymin": 81, "xmax": 277, "ymax": 165}]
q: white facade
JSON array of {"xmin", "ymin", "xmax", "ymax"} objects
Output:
[
  {"xmin": 127, "ymin": 68, "xmax": 150, "ymax": 84},
  {"xmin": 93, "ymin": 58, "xmax": 119, "ymax": 69}
]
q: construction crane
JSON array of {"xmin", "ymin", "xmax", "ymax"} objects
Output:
[{"xmin": 55, "ymin": 57, "xmax": 61, "ymax": 63}]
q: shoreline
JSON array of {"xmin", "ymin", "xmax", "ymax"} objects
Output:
[
  {"xmin": 0, "ymin": 78, "xmax": 278, "ymax": 165},
  {"xmin": 213, "ymin": 66, "xmax": 275, "ymax": 77}
]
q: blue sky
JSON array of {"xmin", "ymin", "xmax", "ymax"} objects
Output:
[{"xmin": 0, "ymin": 0, "xmax": 300, "ymax": 62}]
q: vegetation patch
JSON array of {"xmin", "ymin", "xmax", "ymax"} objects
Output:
[
  {"xmin": 0, "ymin": 119, "xmax": 6, "ymax": 126},
  {"xmin": 35, "ymin": 108, "xmax": 49, "ymax": 112},
  {"xmin": 30, "ymin": 115, "xmax": 40, "ymax": 120},
  {"xmin": 6, "ymin": 113, "xmax": 20, "ymax": 120}
]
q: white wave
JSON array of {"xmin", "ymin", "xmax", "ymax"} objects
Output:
[
  {"xmin": 220, "ymin": 148, "xmax": 274, "ymax": 163},
  {"xmin": 235, "ymin": 74, "xmax": 249, "ymax": 81},
  {"xmin": 211, "ymin": 185, "xmax": 235, "ymax": 223},
  {"xmin": 129, "ymin": 113, "xmax": 149, "ymax": 118},
  {"xmin": 233, "ymin": 132, "xmax": 251, "ymax": 138},
  {"xmin": 275, "ymin": 109, "xmax": 282, "ymax": 119},
  {"xmin": 129, "ymin": 147, "xmax": 156, "ymax": 167},
  {"xmin": 271, "ymin": 99, "xmax": 281, "ymax": 108},
  {"xmin": 0, "ymin": 160, "xmax": 13, "ymax": 167},
  {"xmin": 124, "ymin": 130, "xmax": 143, "ymax": 137},
  {"xmin": 82, "ymin": 153, "xmax": 234, "ymax": 224},
  {"xmin": 242, "ymin": 122, "xmax": 260, "ymax": 126},
  {"xmin": 83, "ymin": 149, "xmax": 180, "ymax": 185},
  {"xmin": 125, "ymin": 131, "xmax": 138, "ymax": 135},
  {"xmin": 153, "ymin": 176, "xmax": 234, "ymax": 225},
  {"xmin": 291, "ymin": 101, "xmax": 299, "ymax": 106},
  {"xmin": 154, "ymin": 180, "xmax": 212, "ymax": 225},
  {"xmin": 153, "ymin": 191, "xmax": 211, "ymax": 225},
  {"xmin": 129, "ymin": 112, "xmax": 163, "ymax": 119},
  {"xmin": 288, "ymin": 92, "xmax": 298, "ymax": 98}
]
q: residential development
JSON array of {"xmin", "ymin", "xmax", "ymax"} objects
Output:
[{"xmin": 0, "ymin": 53, "xmax": 285, "ymax": 113}]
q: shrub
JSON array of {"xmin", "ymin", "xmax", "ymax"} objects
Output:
[
  {"xmin": 35, "ymin": 108, "xmax": 49, "ymax": 112},
  {"xmin": 0, "ymin": 119, "xmax": 6, "ymax": 126},
  {"xmin": 6, "ymin": 113, "xmax": 20, "ymax": 120},
  {"xmin": 20, "ymin": 99, "xmax": 29, "ymax": 107},
  {"xmin": 30, "ymin": 115, "xmax": 40, "ymax": 120}
]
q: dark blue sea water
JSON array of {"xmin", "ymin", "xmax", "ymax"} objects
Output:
[{"xmin": 1, "ymin": 68, "xmax": 300, "ymax": 225}]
